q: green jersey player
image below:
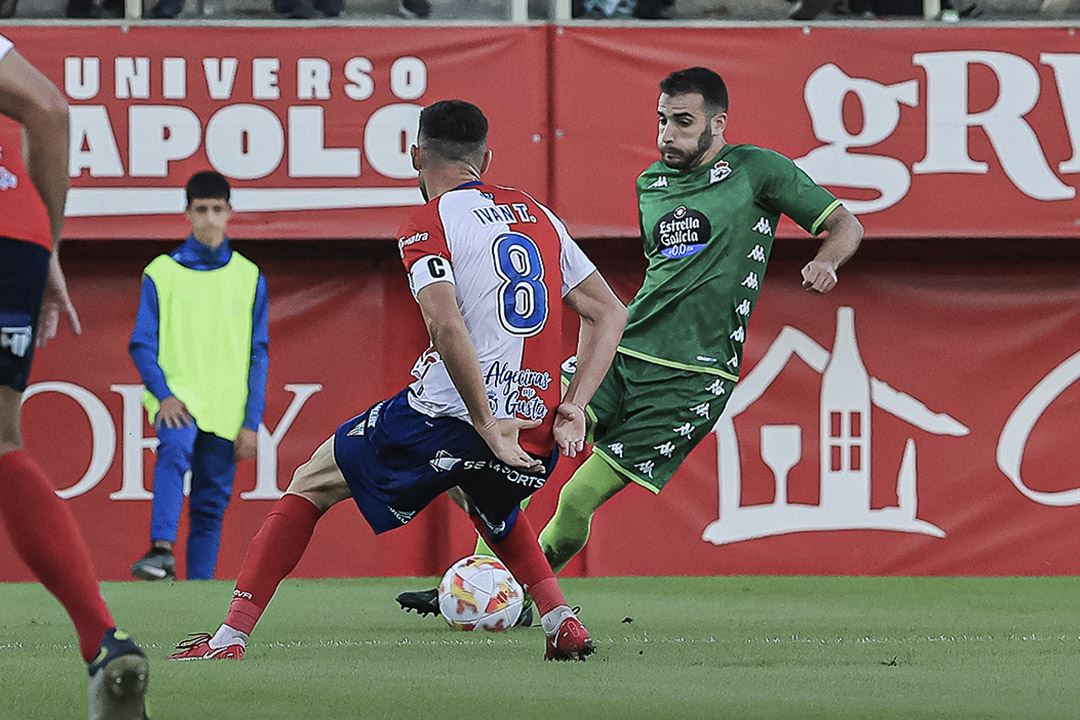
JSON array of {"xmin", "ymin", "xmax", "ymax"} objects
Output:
[
  {"xmin": 536, "ymin": 66, "xmax": 862, "ymax": 571},
  {"xmin": 397, "ymin": 66, "xmax": 863, "ymax": 616}
]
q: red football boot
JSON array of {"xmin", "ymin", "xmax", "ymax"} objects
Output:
[
  {"xmin": 166, "ymin": 633, "xmax": 245, "ymax": 661},
  {"xmin": 544, "ymin": 615, "xmax": 596, "ymax": 662}
]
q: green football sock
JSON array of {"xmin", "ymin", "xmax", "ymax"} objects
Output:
[{"xmin": 539, "ymin": 454, "xmax": 627, "ymax": 574}]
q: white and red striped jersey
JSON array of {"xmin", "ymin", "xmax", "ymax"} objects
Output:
[{"xmin": 397, "ymin": 181, "xmax": 596, "ymax": 456}]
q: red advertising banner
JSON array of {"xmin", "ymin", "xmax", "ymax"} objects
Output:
[
  {"xmin": 2, "ymin": 242, "xmax": 1079, "ymax": 580},
  {"xmin": 3, "ymin": 26, "xmax": 1079, "ymax": 240},
  {"xmin": 551, "ymin": 26, "xmax": 1080, "ymax": 239},
  {"xmin": 0, "ymin": 25, "xmax": 550, "ymax": 240}
]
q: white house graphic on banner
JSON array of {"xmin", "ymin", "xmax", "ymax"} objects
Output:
[{"xmin": 702, "ymin": 307, "xmax": 968, "ymax": 545}]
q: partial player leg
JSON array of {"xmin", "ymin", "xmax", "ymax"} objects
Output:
[
  {"xmin": 475, "ymin": 495, "xmax": 530, "ymax": 557},
  {"xmin": 396, "ymin": 495, "xmax": 535, "ymax": 621},
  {"xmin": 168, "ymin": 436, "xmax": 351, "ymax": 660},
  {"xmin": 0, "ymin": 389, "xmax": 149, "ymax": 718},
  {"xmin": 185, "ymin": 431, "xmax": 238, "ymax": 580},
  {"xmin": 471, "ymin": 509, "xmax": 594, "ymax": 661},
  {"xmin": 131, "ymin": 422, "xmax": 196, "ymax": 581},
  {"xmin": 538, "ymin": 453, "xmax": 627, "ymax": 573},
  {"xmin": 0, "ymin": 387, "xmax": 114, "ymax": 660}
]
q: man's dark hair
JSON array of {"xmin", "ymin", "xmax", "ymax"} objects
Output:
[
  {"xmin": 418, "ymin": 100, "xmax": 488, "ymax": 165},
  {"xmin": 185, "ymin": 170, "xmax": 231, "ymax": 206},
  {"xmin": 659, "ymin": 67, "xmax": 729, "ymax": 115}
]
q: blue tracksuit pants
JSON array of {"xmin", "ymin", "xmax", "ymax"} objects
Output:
[{"xmin": 150, "ymin": 424, "xmax": 237, "ymax": 580}]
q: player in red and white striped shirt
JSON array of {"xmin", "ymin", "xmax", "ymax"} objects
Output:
[{"xmin": 169, "ymin": 100, "xmax": 626, "ymax": 663}]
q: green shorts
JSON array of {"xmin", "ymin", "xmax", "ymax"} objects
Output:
[{"xmin": 562, "ymin": 350, "xmax": 736, "ymax": 493}]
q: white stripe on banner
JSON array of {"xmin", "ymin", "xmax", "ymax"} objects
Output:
[{"xmin": 66, "ymin": 187, "xmax": 425, "ymax": 216}]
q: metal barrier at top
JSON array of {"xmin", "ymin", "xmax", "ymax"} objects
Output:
[
  {"xmin": 0, "ymin": 0, "xmax": 1071, "ymax": 25},
  {"xmin": 109, "ymin": 0, "xmax": 566, "ymax": 21}
]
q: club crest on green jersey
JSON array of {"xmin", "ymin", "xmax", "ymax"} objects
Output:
[
  {"xmin": 710, "ymin": 160, "xmax": 732, "ymax": 184},
  {"xmin": 654, "ymin": 205, "xmax": 710, "ymax": 259}
]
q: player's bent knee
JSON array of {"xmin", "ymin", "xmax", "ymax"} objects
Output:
[{"xmin": 285, "ymin": 467, "xmax": 351, "ymax": 513}]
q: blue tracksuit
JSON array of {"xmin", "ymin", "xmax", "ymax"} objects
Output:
[{"xmin": 130, "ymin": 235, "xmax": 269, "ymax": 580}]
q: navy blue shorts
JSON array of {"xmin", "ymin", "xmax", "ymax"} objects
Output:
[
  {"xmin": 0, "ymin": 237, "xmax": 49, "ymax": 392},
  {"xmin": 334, "ymin": 388, "xmax": 557, "ymax": 540}
]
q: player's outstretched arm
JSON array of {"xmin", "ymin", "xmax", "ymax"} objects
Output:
[
  {"xmin": 560, "ymin": 271, "xmax": 627, "ymax": 457},
  {"xmin": 802, "ymin": 205, "xmax": 863, "ymax": 294},
  {"xmin": 416, "ymin": 281, "xmax": 544, "ymax": 472}
]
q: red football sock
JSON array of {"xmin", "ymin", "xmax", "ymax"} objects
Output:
[
  {"xmin": 473, "ymin": 511, "xmax": 567, "ymax": 616},
  {"xmin": 226, "ymin": 493, "xmax": 322, "ymax": 635},
  {"xmin": 0, "ymin": 450, "xmax": 114, "ymax": 663}
]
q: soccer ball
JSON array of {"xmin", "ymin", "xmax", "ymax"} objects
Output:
[{"xmin": 437, "ymin": 555, "xmax": 524, "ymax": 632}]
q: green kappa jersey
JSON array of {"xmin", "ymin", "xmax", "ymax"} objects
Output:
[{"xmin": 622, "ymin": 143, "xmax": 842, "ymax": 380}]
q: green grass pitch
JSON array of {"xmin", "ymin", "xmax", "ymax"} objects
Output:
[{"xmin": 1, "ymin": 576, "xmax": 1078, "ymax": 719}]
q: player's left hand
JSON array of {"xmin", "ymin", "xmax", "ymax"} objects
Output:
[
  {"xmin": 553, "ymin": 402, "xmax": 586, "ymax": 458},
  {"xmin": 478, "ymin": 417, "xmax": 545, "ymax": 473},
  {"xmin": 801, "ymin": 260, "xmax": 838, "ymax": 294},
  {"xmin": 37, "ymin": 253, "xmax": 82, "ymax": 347},
  {"xmin": 233, "ymin": 427, "xmax": 258, "ymax": 462}
]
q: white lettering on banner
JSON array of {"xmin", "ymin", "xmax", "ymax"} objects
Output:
[
  {"xmin": 204, "ymin": 104, "xmax": 284, "ymax": 180},
  {"xmin": 913, "ymin": 51, "xmax": 1073, "ymax": 201},
  {"xmin": 389, "ymin": 56, "xmax": 427, "ymax": 100},
  {"xmin": 798, "ymin": 64, "xmax": 918, "ymax": 214},
  {"xmin": 997, "ymin": 350, "xmax": 1080, "ymax": 506},
  {"xmin": 343, "ymin": 57, "xmax": 375, "ymax": 100},
  {"xmin": 64, "ymin": 56, "xmax": 100, "ymax": 100},
  {"xmin": 252, "ymin": 58, "xmax": 281, "ymax": 101},
  {"xmin": 203, "ymin": 57, "xmax": 238, "ymax": 100},
  {"xmin": 244, "ymin": 383, "xmax": 323, "ymax": 500},
  {"xmin": 20, "ymin": 382, "xmax": 321, "ymax": 501},
  {"xmin": 1041, "ymin": 54, "xmax": 1080, "ymax": 173},
  {"xmin": 702, "ymin": 307, "xmax": 968, "ymax": 546},
  {"xmin": 21, "ymin": 382, "xmax": 116, "ymax": 499},
  {"xmin": 163, "ymin": 57, "xmax": 186, "ymax": 100},
  {"xmin": 797, "ymin": 53, "xmax": 1080, "ymax": 214},
  {"xmin": 288, "ymin": 106, "xmax": 360, "ymax": 178},
  {"xmin": 110, "ymin": 384, "xmax": 156, "ymax": 500},
  {"xmin": 63, "ymin": 54, "xmax": 427, "ymax": 214},
  {"xmin": 297, "ymin": 58, "xmax": 332, "ymax": 100},
  {"xmin": 115, "ymin": 57, "xmax": 150, "ymax": 100},
  {"xmin": 364, "ymin": 103, "xmax": 422, "ymax": 179},
  {"xmin": 128, "ymin": 106, "xmax": 201, "ymax": 177},
  {"xmin": 70, "ymin": 106, "xmax": 124, "ymax": 178}
]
